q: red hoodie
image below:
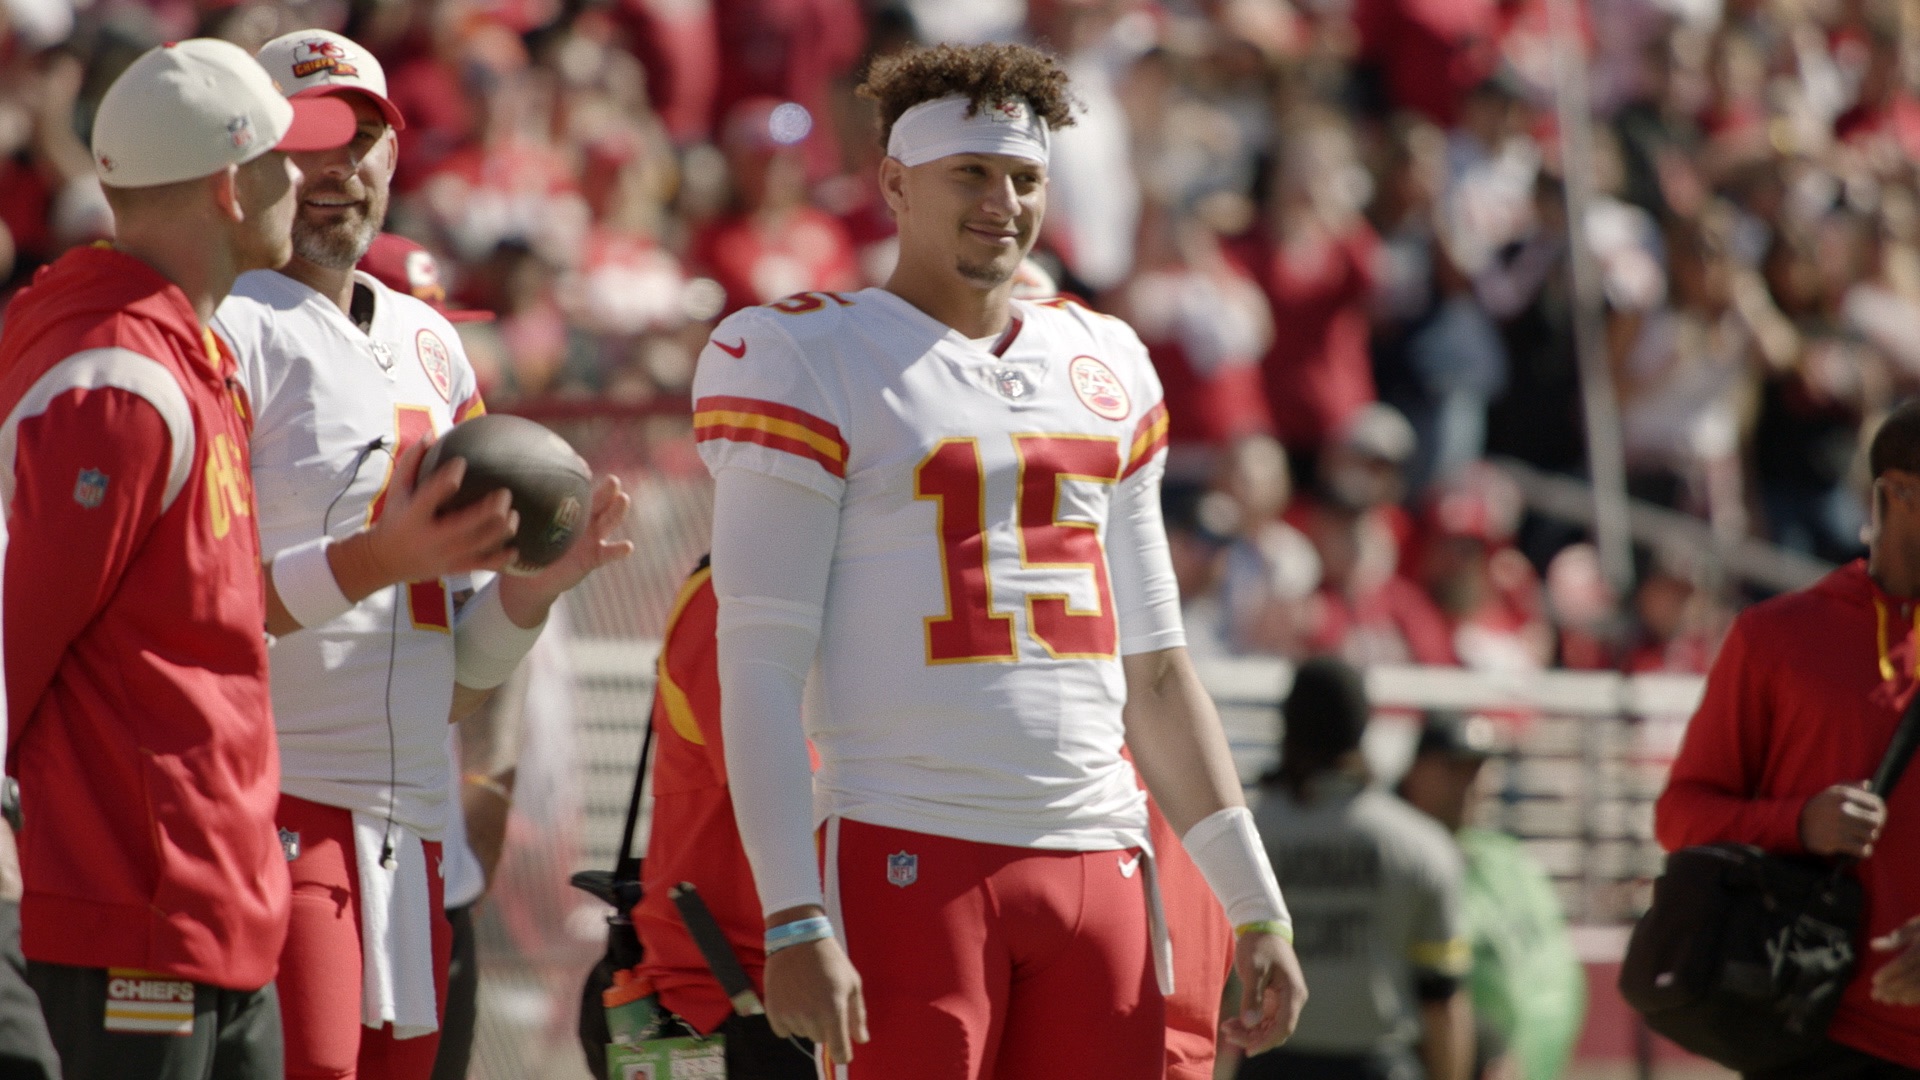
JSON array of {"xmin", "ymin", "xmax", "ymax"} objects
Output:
[
  {"xmin": 634, "ymin": 562, "xmax": 767, "ymax": 1033},
  {"xmin": 0, "ymin": 246, "xmax": 285, "ymax": 990},
  {"xmin": 1657, "ymin": 560, "xmax": 1920, "ymax": 1067}
]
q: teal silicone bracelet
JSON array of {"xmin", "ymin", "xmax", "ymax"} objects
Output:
[{"xmin": 764, "ymin": 916, "xmax": 834, "ymax": 954}]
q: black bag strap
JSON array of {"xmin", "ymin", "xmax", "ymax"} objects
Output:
[
  {"xmin": 612, "ymin": 702, "xmax": 656, "ymax": 884},
  {"xmin": 1871, "ymin": 685, "xmax": 1920, "ymax": 798},
  {"xmin": 612, "ymin": 554, "xmax": 712, "ymax": 883}
]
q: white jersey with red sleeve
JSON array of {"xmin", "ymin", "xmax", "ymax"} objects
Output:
[
  {"xmin": 693, "ymin": 287, "xmax": 1183, "ymax": 852},
  {"xmin": 215, "ymin": 269, "xmax": 485, "ymax": 839}
]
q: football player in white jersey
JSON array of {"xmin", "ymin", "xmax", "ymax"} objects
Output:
[
  {"xmin": 692, "ymin": 42, "xmax": 1306, "ymax": 1078},
  {"xmin": 214, "ymin": 29, "xmax": 631, "ymax": 1080}
]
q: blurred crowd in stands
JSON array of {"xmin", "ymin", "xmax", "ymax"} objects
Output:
[{"xmin": 1, "ymin": 0, "xmax": 1909, "ymax": 675}]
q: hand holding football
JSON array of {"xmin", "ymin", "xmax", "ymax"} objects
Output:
[{"xmin": 420, "ymin": 414, "xmax": 593, "ymax": 574}]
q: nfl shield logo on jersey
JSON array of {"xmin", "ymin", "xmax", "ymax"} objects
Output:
[
  {"xmin": 887, "ymin": 851, "xmax": 918, "ymax": 888},
  {"xmin": 994, "ymin": 367, "xmax": 1032, "ymax": 401},
  {"xmin": 72, "ymin": 468, "xmax": 108, "ymax": 508}
]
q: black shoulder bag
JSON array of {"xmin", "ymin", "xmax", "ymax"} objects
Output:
[
  {"xmin": 571, "ymin": 707, "xmax": 655, "ymax": 1080},
  {"xmin": 1620, "ymin": 690, "xmax": 1920, "ymax": 1073}
]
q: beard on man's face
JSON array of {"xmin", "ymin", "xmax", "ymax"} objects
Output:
[{"xmin": 291, "ymin": 186, "xmax": 387, "ymax": 270}]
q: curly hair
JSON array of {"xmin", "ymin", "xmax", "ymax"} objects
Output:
[{"xmin": 856, "ymin": 42, "xmax": 1077, "ymax": 151}]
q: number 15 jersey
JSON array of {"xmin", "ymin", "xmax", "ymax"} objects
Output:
[{"xmin": 693, "ymin": 288, "xmax": 1185, "ymax": 852}]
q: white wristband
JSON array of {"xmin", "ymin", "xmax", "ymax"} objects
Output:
[
  {"xmin": 271, "ymin": 536, "xmax": 353, "ymax": 630},
  {"xmin": 454, "ymin": 578, "xmax": 546, "ymax": 689},
  {"xmin": 1183, "ymin": 806, "xmax": 1291, "ymax": 930}
]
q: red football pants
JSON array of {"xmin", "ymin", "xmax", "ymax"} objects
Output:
[
  {"xmin": 824, "ymin": 818, "xmax": 1165, "ymax": 1080},
  {"xmin": 277, "ymin": 795, "xmax": 453, "ymax": 1080}
]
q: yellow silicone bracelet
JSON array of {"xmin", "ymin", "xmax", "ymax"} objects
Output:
[{"xmin": 1234, "ymin": 920, "xmax": 1294, "ymax": 943}]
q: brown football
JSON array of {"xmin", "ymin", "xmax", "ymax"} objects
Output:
[{"xmin": 420, "ymin": 414, "xmax": 592, "ymax": 574}]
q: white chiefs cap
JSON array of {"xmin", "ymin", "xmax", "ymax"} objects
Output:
[
  {"xmin": 92, "ymin": 39, "xmax": 355, "ymax": 189},
  {"xmin": 256, "ymin": 29, "xmax": 406, "ymax": 131}
]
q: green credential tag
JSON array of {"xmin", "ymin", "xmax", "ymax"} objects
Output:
[{"xmin": 607, "ymin": 1034, "xmax": 726, "ymax": 1079}]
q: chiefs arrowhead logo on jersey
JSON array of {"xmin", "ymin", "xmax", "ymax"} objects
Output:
[
  {"xmin": 291, "ymin": 38, "xmax": 359, "ymax": 79},
  {"xmin": 1068, "ymin": 355, "xmax": 1130, "ymax": 421},
  {"xmin": 416, "ymin": 329, "xmax": 453, "ymax": 401}
]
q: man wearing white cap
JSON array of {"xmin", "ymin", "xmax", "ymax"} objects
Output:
[
  {"xmin": 213, "ymin": 29, "xmax": 631, "ymax": 1080},
  {"xmin": 690, "ymin": 41, "xmax": 1307, "ymax": 1078},
  {"xmin": 0, "ymin": 38, "xmax": 355, "ymax": 1080}
]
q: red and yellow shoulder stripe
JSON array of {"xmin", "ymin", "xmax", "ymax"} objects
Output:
[
  {"xmin": 455, "ymin": 393, "xmax": 487, "ymax": 424},
  {"xmin": 1123, "ymin": 401, "xmax": 1169, "ymax": 479},
  {"xmin": 693, "ymin": 395, "xmax": 848, "ymax": 478}
]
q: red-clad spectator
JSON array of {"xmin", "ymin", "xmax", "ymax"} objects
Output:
[
  {"xmin": 1545, "ymin": 543, "xmax": 1626, "ymax": 672},
  {"xmin": 612, "ymin": 0, "xmax": 719, "ymax": 145},
  {"xmin": 1411, "ymin": 462, "xmax": 1554, "ymax": 673},
  {"xmin": 1245, "ymin": 109, "xmax": 1382, "ymax": 460},
  {"xmin": 564, "ymin": 227, "xmax": 691, "ymax": 339},
  {"xmin": 1696, "ymin": 29, "xmax": 1772, "ymax": 161},
  {"xmin": 560, "ymin": 106, "xmax": 697, "ymax": 345},
  {"xmin": 1833, "ymin": 26, "xmax": 1920, "ymax": 163},
  {"xmin": 688, "ymin": 97, "xmax": 858, "ymax": 317},
  {"xmin": 1218, "ymin": 435, "xmax": 1323, "ymax": 657},
  {"xmin": 1118, "ymin": 201, "xmax": 1274, "ymax": 469},
  {"xmin": 1351, "ymin": 0, "xmax": 1500, "ymax": 127},
  {"xmin": 385, "ymin": 19, "xmax": 532, "ymax": 195},
  {"xmin": 0, "ymin": 48, "xmax": 94, "ymax": 287},
  {"xmin": 709, "ymin": 0, "xmax": 864, "ymax": 181},
  {"xmin": 1624, "ymin": 547, "xmax": 1727, "ymax": 676},
  {"xmin": 420, "ymin": 94, "xmax": 589, "ymax": 270},
  {"xmin": 1290, "ymin": 405, "xmax": 1458, "ymax": 666},
  {"xmin": 1491, "ymin": 0, "xmax": 1592, "ymax": 106}
]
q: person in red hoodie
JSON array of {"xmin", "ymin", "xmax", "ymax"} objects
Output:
[
  {"xmin": 634, "ymin": 559, "xmax": 1237, "ymax": 1080},
  {"xmin": 633, "ymin": 559, "xmax": 815, "ymax": 1079},
  {"xmin": 0, "ymin": 39, "xmax": 355, "ymax": 1080},
  {"xmin": 1656, "ymin": 398, "xmax": 1920, "ymax": 1079}
]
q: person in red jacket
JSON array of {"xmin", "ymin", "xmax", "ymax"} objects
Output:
[
  {"xmin": 1656, "ymin": 398, "xmax": 1920, "ymax": 1079},
  {"xmin": 634, "ymin": 560, "xmax": 1238, "ymax": 1080},
  {"xmin": 633, "ymin": 559, "xmax": 815, "ymax": 1079},
  {"xmin": 0, "ymin": 39, "xmax": 355, "ymax": 1080}
]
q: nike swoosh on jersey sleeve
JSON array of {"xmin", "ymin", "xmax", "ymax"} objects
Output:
[
  {"xmin": 693, "ymin": 395, "xmax": 848, "ymax": 479},
  {"xmin": 1123, "ymin": 401, "xmax": 1170, "ymax": 479}
]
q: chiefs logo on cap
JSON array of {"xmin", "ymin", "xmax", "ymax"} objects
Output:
[{"xmin": 291, "ymin": 38, "xmax": 359, "ymax": 79}]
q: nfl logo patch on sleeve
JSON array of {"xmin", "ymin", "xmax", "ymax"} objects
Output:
[
  {"xmin": 73, "ymin": 468, "xmax": 107, "ymax": 508},
  {"xmin": 887, "ymin": 851, "xmax": 918, "ymax": 888}
]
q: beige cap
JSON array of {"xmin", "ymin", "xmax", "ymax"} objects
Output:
[
  {"xmin": 92, "ymin": 38, "xmax": 355, "ymax": 189},
  {"xmin": 256, "ymin": 29, "xmax": 406, "ymax": 131}
]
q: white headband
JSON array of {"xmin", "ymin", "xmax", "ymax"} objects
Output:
[{"xmin": 886, "ymin": 94, "xmax": 1050, "ymax": 168}]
